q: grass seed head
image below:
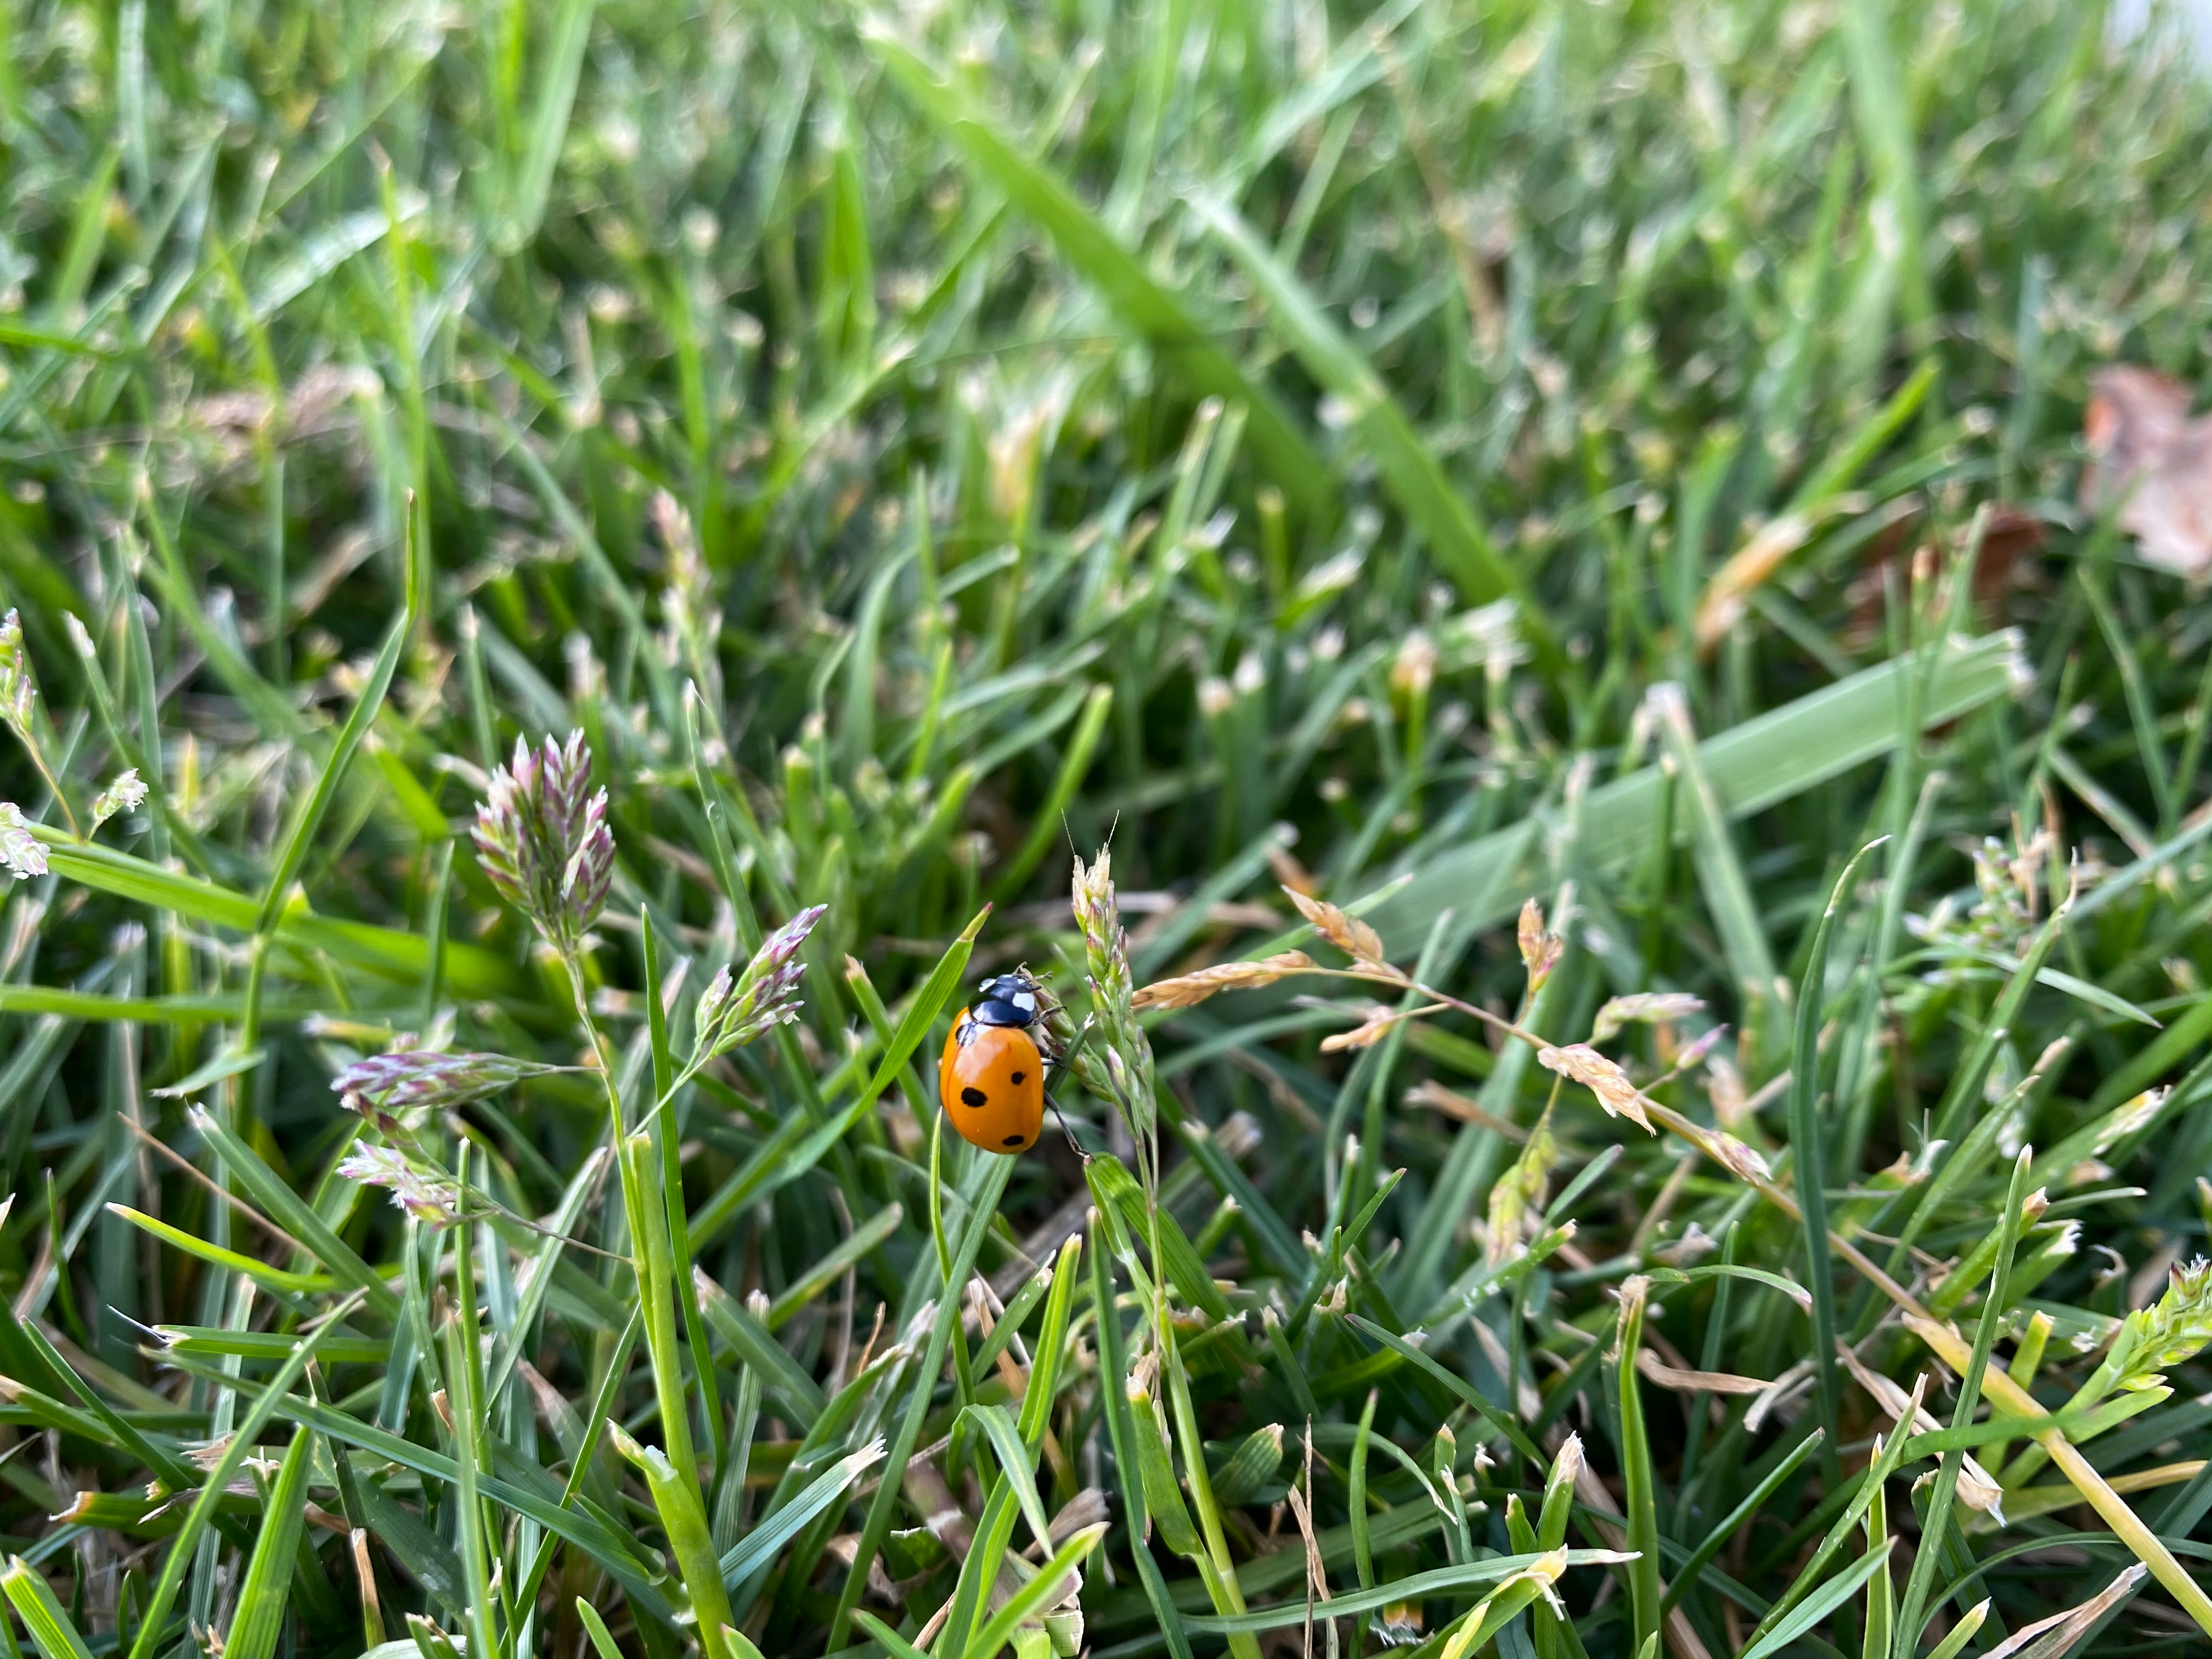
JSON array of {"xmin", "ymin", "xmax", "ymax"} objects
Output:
[
  {"xmin": 336, "ymin": 1142, "xmax": 462, "ymax": 1226},
  {"xmin": 0, "ymin": 611, "xmax": 34, "ymax": 735},
  {"xmin": 2109, "ymin": 1256, "xmax": 2212, "ymax": 1391},
  {"xmin": 332, "ymin": 1049, "xmax": 564, "ymax": 1119},
  {"xmin": 472, "ymin": 730, "xmax": 614, "ymax": 952},
  {"xmin": 0, "ymin": 803, "xmax": 46, "ymax": 880},
  {"xmin": 1517, "ymin": 896, "xmax": 1562, "ymax": 996},
  {"xmin": 1285, "ymin": 883, "xmax": 1393, "ymax": 974},
  {"xmin": 693, "ymin": 904, "xmax": 826, "ymax": 1060},
  {"xmin": 1590, "ymin": 991, "xmax": 1705, "ymax": 1045},
  {"xmin": 1073, "ymin": 849, "xmax": 1156, "ymax": 1142},
  {"xmin": 1318, "ymin": 998, "xmax": 1445, "ymax": 1052},
  {"xmin": 1488, "ymin": 1104, "xmax": 1558, "ymax": 1266},
  {"xmin": 89, "ymin": 769, "xmax": 147, "ymax": 831},
  {"xmin": 1537, "ymin": 1042, "xmax": 1655, "ymax": 1133},
  {"xmin": 1132, "ymin": 950, "xmax": 1316, "ymax": 1011}
]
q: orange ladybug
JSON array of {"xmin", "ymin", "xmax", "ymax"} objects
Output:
[{"xmin": 939, "ymin": 971, "xmax": 1052, "ymax": 1153}]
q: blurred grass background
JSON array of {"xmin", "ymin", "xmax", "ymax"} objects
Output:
[{"xmin": 4, "ymin": 0, "xmax": 2212, "ymax": 1655}]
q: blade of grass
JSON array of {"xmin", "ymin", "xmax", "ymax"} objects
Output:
[
  {"xmin": 1893, "ymin": 1148, "xmax": 2033, "ymax": 1659},
  {"xmin": 1345, "ymin": 1316, "xmax": 1545, "ymax": 1464},
  {"xmin": 1189, "ymin": 193, "xmax": 1562, "ymax": 674},
  {"xmin": 1367, "ymin": 634, "xmax": 2023, "ymax": 955},
  {"xmin": 1792, "ymin": 839, "xmax": 1887, "ymax": 1489},
  {"xmin": 221, "ymin": 1429, "xmax": 315, "ymax": 1659},
  {"xmin": 0, "ymin": 1559, "xmax": 96, "ymax": 1659},
  {"xmin": 1662, "ymin": 1430, "xmax": 1826, "ymax": 1614},
  {"xmin": 826, "ymin": 1152, "xmax": 1013, "ymax": 1648},
  {"xmin": 861, "ymin": 27, "xmax": 1335, "ymax": 523},
  {"xmin": 124, "ymin": 1293, "xmax": 364, "ymax": 1659},
  {"xmin": 1740, "ymin": 1541, "xmax": 1898, "ymax": 1659},
  {"xmin": 1616, "ymin": 1277, "xmax": 1663, "ymax": 1656},
  {"xmin": 960, "ymin": 1522, "xmax": 1108, "ymax": 1659}
]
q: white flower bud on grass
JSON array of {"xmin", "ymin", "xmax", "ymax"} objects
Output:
[
  {"xmin": 0, "ymin": 611, "xmax": 35, "ymax": 735},
  {"xmin": 89, "ymin": 769, "xmax": 147, "ymax": 831},
  {"xmin": 0, "ymin": 803, "xmax": 47, "ymax": 879}
]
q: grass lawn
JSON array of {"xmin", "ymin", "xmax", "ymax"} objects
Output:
[{"xmin": 3, "ymin": 2, "xmax": 2212, "ymax": 1657}]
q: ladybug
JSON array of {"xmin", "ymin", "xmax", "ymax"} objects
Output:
[{"xmin": 939, "ymin": 970, "xmax": 1053, "ymax": 1154}]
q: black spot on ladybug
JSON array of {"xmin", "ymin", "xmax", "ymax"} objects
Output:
[
  {"xmin": 1002, "ymin": 1135, "xmax": 1024, "ymax": 1147},
  {"xmin": 1009, "ymin": 1070, "xmax": 1026, "ymax": 1085},
  {"xmin": 961, "ymin": 1087, "xmax": 988, "ymax": 1107}
]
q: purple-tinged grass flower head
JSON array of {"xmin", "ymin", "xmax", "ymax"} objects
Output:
[
  {"xmin": 471, "ymin": 731, "xmax": 615, "ymax": 950},
  {"xmin": 332, "ymin": 1048, "xmax": 565, "ymax": 1131},
  {"xmin": 337, "ymin": 1141, "xmax": 462, "ymax": 1226},
  {"xmin": 693, "ymin": 904, "xmax": 825, "ymax": 1062}
]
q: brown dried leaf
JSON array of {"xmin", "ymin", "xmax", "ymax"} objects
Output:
[
  {"xmin": 2083, "ymin": 365, "xmax": 2212, "ymax": 578},
  {"xmin": 1983, "ymin": 1566, "xmax": 2145, "ymax": 1659},
  {"xmin": 1694, "ymin": 511, "xmax": 1814, "ymax": 650},
  {"xmin": 1837, "ymin": 1346, "xmax": 2006, "ymax": 1514},
  {"xmin": 1537, "ymin": 1042, "xmax": 1655, "ymax": 1133},
  {"xmin": 1634, "ymin": 1350, "xmax": 1773, "ymax": 1396},
  {"xmin": 1283, "ymin": 885, "xmax": 1392, "ymax": 971},
  {"xmin": 1703, "ymin": 1128, "xmax": 1772, "ymax": 1185},
  {"xmin": 1132, "ymin": 950, "xmax": 1317, "ymax": 1011}
]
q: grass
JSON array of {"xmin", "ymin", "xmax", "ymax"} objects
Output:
[{"xmin": 3, "ymin": 0, "xmax": 2212, "ymax": 1656}]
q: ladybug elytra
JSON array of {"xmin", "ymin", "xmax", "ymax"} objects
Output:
[{"xmin": 938, "ymin": 970, "xmax": 1052, "ymax": 1154}]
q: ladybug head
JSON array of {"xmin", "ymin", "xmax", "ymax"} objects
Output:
[{"xmin": 971, "ymin": 969, "xmax": 1046, "ymax": 1028}]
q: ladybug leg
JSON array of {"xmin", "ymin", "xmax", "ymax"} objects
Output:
[
  {"xmin": 1037, "ymin": 1021, "xmax": 1097, "ymax": 1158},
  {"xmin": 1043, "ymin": 1088, "xmax": 1091, "ymax": 1158}
]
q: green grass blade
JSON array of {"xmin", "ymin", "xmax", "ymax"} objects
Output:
[
  {"xmin": 287, "ymin": 618, "xmax": 416, "ymax": 889},
  {"xmin": 826, "ymin": 1153, "xmax": 1013, "ymax": 1647},
  {"xmin": 1791, "ymin": 839, "xmax": 1886, "ymax": 1485},
  {"xmin": 0, "ymin": 1559, "xmax": 96, "ymax": 1659},
  {"xmin": 861, "ymin": 27, "xmax": 1334, "ymax": 523},
  {"xmin": 125, "ymin": 1295, "xmax": 362, "ymax": 1659},
  {"xmin": 188, "ymin": 1106, "xmax": 400, "ymax": 1316},
  {"xmin": 960, "ymin": 1523, "xmax": 1109, "ymax": 1659},
  {"xmin": 1616, "ymin": 1279, "xmax": 1663, "ymax": 1655},
  {"xmin": 1740, "ymin": 1541, "xmax": 1897, "ymax": 1659},
  {"xmin": 1345, "ymin": 1316, "xmax": 1544, "ymax": 1464},
  {"xmin": 221, "ymin": 1430, "xmax": 315, "ymax": 1659},
  {"xmin": 765, "ymin": 1201, "xmax": 903, "ymax": 1329},
  {"xmin": 505, "ymin": 0, "xmax": 596, "ymax": 247},
  {"xmin": 1892, "ymin": 1148, "xmax": 2033, "ymax": 1659},
  {"xmin": 1368, "ymin": 633, "xmax": 2022, "ymax": 954},
  {"xmin": 1661, "ymin": 1429, "xmax": 1825, "ymax": 1614},
  {"xmin": 1189, "ymin": 193, "xmax": 1561, "ymax": 672}
]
